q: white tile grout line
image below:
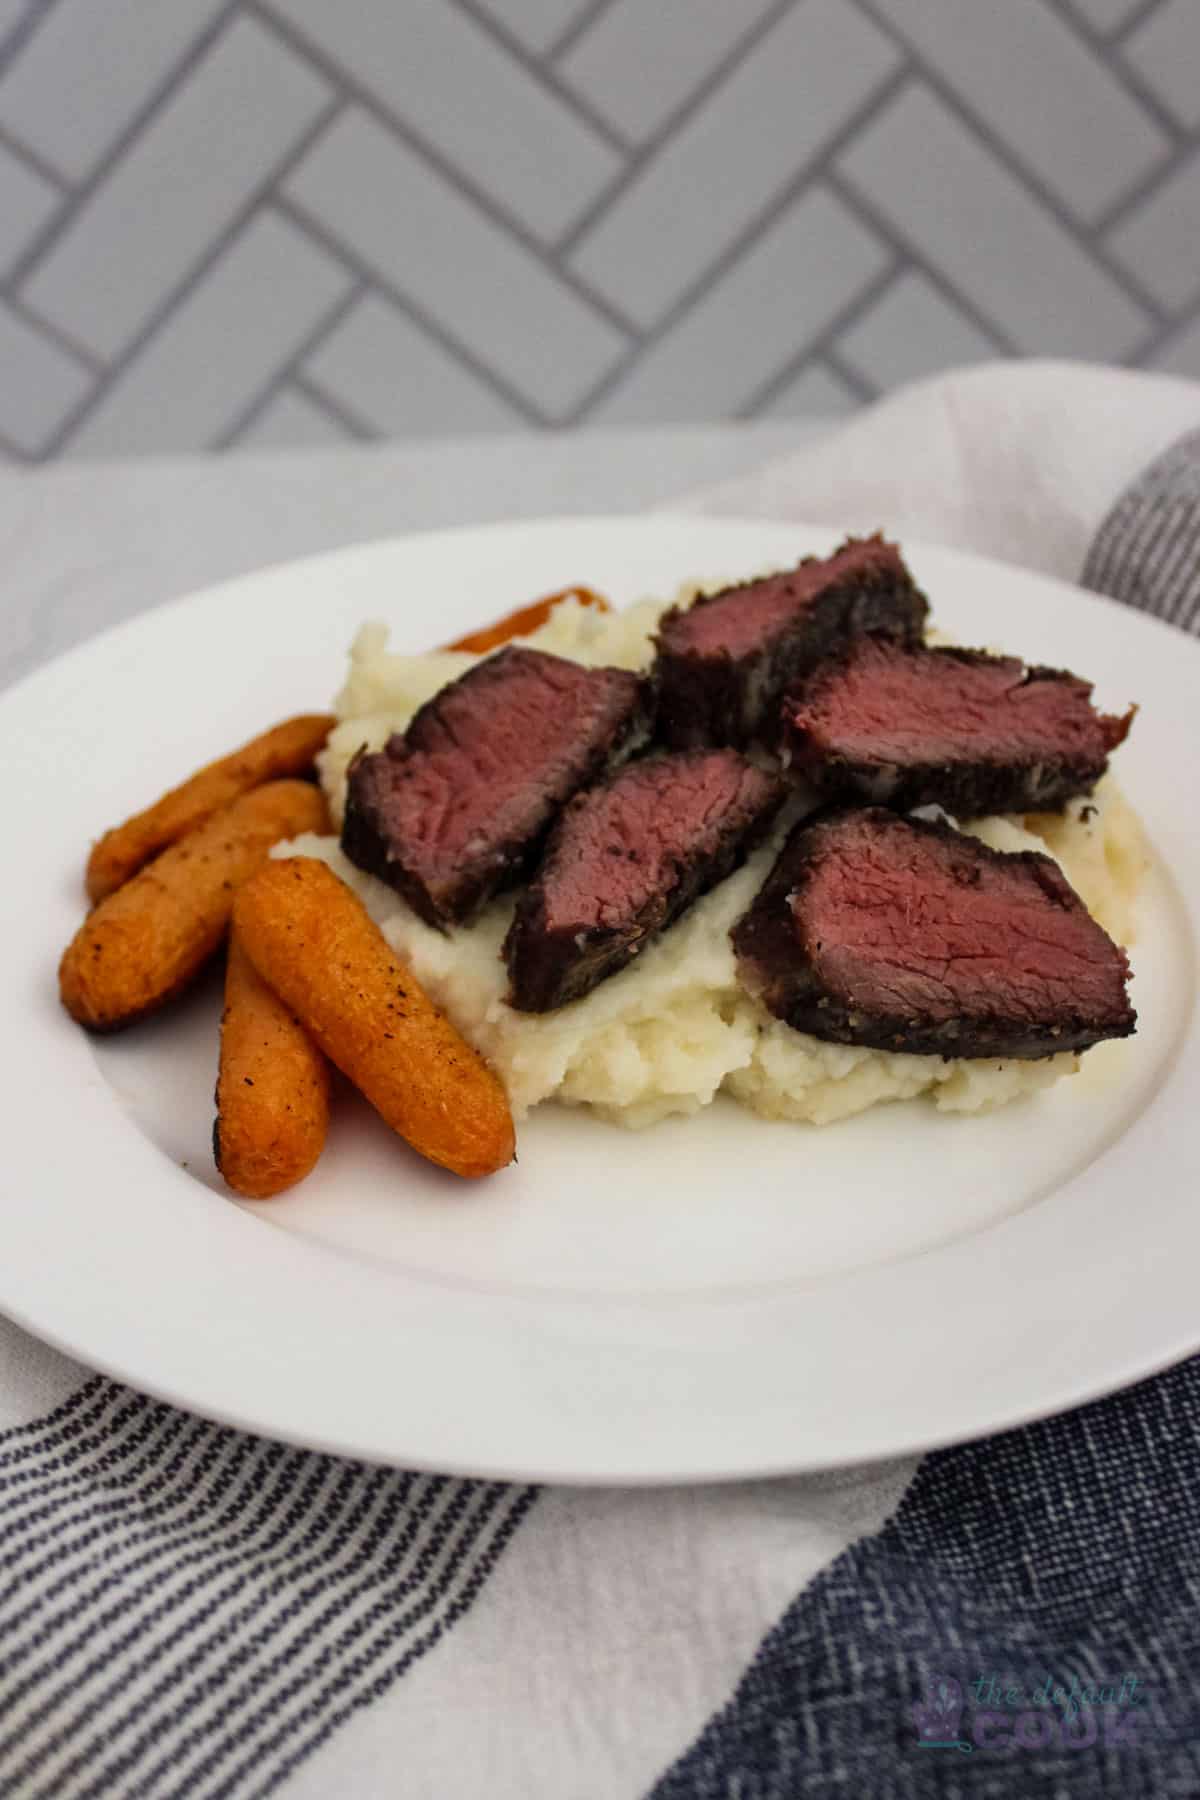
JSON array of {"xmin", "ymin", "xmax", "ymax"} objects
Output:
[
  {"xmin": 1, "ymin": 0, "xmax": 247, "ymax": 290},
  {"xmin": 743, "ymin": 346, "xmax": 873, "ymax": 416},
  {"xmin": 0, "ymin": 0, "xmax": 60, "ymax": 81},
  {"xmin": 0, "ymin": 118, "xmax": 69, "ymax": 192},
  {"xmin": 823, "ymin": 165, "xmax": 1022, "ymax": 359},
  {"xmin": 287, "ymin": 370, "xmax": 384, "ymax": 443},
  {"xmin": 1043, "ymin": 0, "xmax": 1187, "ymax": 143},
  {"xmin": 1, "ymin": 287, "xmax": 103, "ymax": 374},
  {"xmin": 272, "ymin": 191, "xmax": 553, "ymax": 429},
  {"xmin": 1092, "ymin": 131, "xmax": 1199, "ymax": 239},
  {"xmin": 544, "ymin": 0, "xmax": 620, "ymax": 64},
  {"xmin": 823, "ymin": 344, "xmax": 879, "ymax": 403},
  {"xmin": 0, "ymin": 0, "xmax": 1194, "ymax": 460},
  {"xmin": 550, "ymin": 0, "xmax": 800, "ymax": 262},
  {"xmin": 560, "ymin": 62, "xmax": 913, "ymax": 426},
  {"xmin": 443, "ymin": 0, "xmax": 634, "ymax": 157},
  {"xmin": 38, "ymin": 95, "xmax": 349, "ymax": 458},
  {"xmin": 1055, "ymin": 0, "xmax": 1168, "ymax": 46},
  {"xmin": 211, "ymin": 276, "xmax": 372, "ymax": 450},
  {"xmin": 740, "ymin": 261, "xmax": 902, "ymax": 418},
  {"xmin": 1115, "ymin": 304, "xmax": 1200, "ymax": 369},
  {"xmin": 251, "ymin": 0, "xmax": 641, "ymax": 341},
  {"xmin": 847, "ymin": 0, "xmax": 1171, "ymax": 334}
]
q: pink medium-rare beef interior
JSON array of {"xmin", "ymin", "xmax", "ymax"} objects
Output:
[
  {"xmin": 732, "ymin": 808, "xmax": 1135, "ymax": 1058},
  {"xmin": 505, "ymin": 749, "xmax": 784, "ymax": 1011},
  {"xmin": 786, "ymin": 638, "xmax": 1132, "ymax": 768},
  {"xmin": 536, "ymin": 751, "xmax": 779, "ymax": 932},
  {"xmin": 796, "ymin": 812, "xmax": 1129, "ymax": 1029},
  {"xmin": 653, "ymin": 534, "xmax": 928, "ymax": 748},
  {"xmin": 662, "ymin": 536, "xmax": 912, "ymax": 663},
  {"xmin": 342, "ymin": 646, "xmax": 648, "ymax": 926},
  {"xmin": 398, "ymin": 648, "xmax": 638, "ymax": 867}
]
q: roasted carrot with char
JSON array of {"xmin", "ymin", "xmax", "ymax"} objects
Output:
[
  {"xmin": 214, "ymin": 934, "xmax": 331, "ymax": 1198},
  {"xmin": 444, "ymin": 586, "xmax": 609, "ymax": 655},
  {"xmin": 234, "ymin": 858, "xmax": 515, "ymax": 1180},
  {"xmin": 86, "ymin": 712, "xmax": 334, "ymax": 902},
  {"xmin": 60, "ymin": 780, "xmax": 328, "ymax": 1032}
]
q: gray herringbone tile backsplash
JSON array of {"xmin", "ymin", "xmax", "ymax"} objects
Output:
[{"xmin": 1, "ymin": 0, "xmax": 1197, "ymax": 459}]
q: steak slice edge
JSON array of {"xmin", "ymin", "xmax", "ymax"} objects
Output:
[
  {"xmin": 732, "ymin": 806, "xmax": 1135, "ymax": 1059},
  {"xmin": 654, "ymin": 533, "xmax": 928, "ymax": 749},
  {"xmin": 342, "ymin": 645, "xmax": 650, "ymax": 927},
  {"xmin": 506, "ymin": 748, "xmax": 785, "ymax": 1011},
  {"xmin": 783, "ymin": 637, "xmax": 1134, "ymax": 815}
]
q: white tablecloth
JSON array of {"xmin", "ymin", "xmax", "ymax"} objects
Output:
[{"xmin": 0, "ymin": 421, "xmax": 823, "ymax": 695}]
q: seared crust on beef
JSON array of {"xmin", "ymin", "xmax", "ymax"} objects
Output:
[
  {"xmin": 654, "ymin": 534, "xmax": 928, "ymax": 749},
  {"xmin": 342, "ymin": 646, "xmax": 650, "ymax": 928},
  {"xmin": 783, "ymin": 638, "xmax": 1134, "ymax": 815},
  {"xmin": 732, "ymin": 807, "xmax": 1135, "ymax": 1058}
]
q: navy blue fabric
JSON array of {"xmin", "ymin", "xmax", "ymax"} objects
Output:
[{"xmin": 651, "ymin": 1358, "xmax": 1200, "ymax": 1798}]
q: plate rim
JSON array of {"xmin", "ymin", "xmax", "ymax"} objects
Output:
[{"xmin": 4, "ymin": 511, "xmax": 1198, "ymax": 1483}]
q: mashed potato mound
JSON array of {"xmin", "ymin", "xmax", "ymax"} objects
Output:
[{"xmin": 291, "ymin": 595, "xmax": 1148, "ymax": 1131}]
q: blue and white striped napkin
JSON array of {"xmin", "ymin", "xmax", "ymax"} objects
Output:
[{"xmin": 3, "ymin": 362, "xmax": 1198, "ymax": 1798}]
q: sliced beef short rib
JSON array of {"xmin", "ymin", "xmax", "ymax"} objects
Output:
[
  {"xmin": 505, "ymin": 749, "xmax": 784, "ymax": 1011},
  {"xmin": 783, "ymin": 637, "xmax": 1133, "ymax": 815},
  {"xmin": 342, "ymin": 646, "xmax": 649, "ymax": 928},
  {"xmin": 654, "ymin": 534, "xmax": 927, "ymax": 749},
  {"xmin": 732, "ymin": 807, "xmax": 1135, "ymax": 1058}
]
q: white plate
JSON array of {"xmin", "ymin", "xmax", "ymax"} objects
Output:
[{"xmin": 3, "ymin": 516, "xmax": 1198, "ymax": 1484}]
